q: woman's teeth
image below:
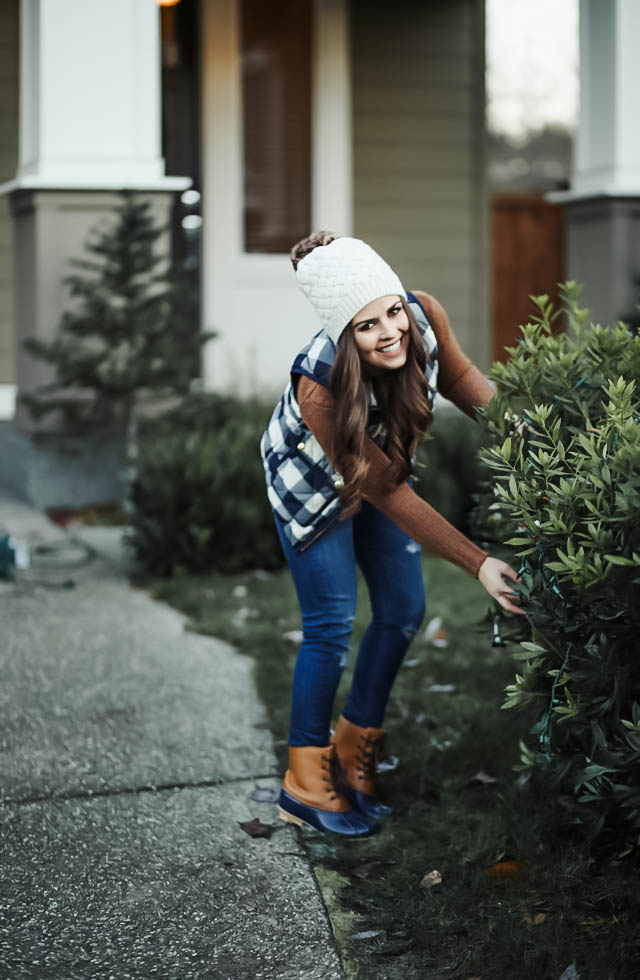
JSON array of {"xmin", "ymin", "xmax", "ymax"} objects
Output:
[{"xmin": 379, "ymin": 338, "xmax": 401, "ymax": 353}]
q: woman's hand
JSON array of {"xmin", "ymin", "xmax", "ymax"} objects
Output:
[{"xmin": 477, "ymin": 556, "xmax": 525, "ymax": 615}]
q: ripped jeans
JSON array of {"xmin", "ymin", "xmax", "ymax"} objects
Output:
[{"xmin": 274, "ymin": 499, "xmax": 426, "ymax": 746}]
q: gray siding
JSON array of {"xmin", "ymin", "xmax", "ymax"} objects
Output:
[
  {"xmin": 0, "ymin": 0, "xmax": 18, "ymax": 385},
  {"xmin": 351, "ymin": 0, "xmax": 489, "ymax": 370}
]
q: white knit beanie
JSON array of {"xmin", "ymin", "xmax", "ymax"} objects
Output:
[{"xmin": 295, "ymin": 237, "xmax": 406, "ymax": 344}]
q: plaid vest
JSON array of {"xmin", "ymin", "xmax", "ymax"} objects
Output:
[{"xmin": 260, "ymin": 290, "xmax": 439, "ymax": 551}]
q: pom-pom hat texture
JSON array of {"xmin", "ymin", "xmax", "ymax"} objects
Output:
[{"xmin": 295, "ymin": 237, "xmax": 406, "ymax": 345}]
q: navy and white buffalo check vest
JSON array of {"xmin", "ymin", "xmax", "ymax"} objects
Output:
[{"xmin": 260, "ymin": 290, "xmax": 439, "ymax": 552}]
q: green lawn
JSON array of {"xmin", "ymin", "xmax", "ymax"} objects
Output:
[{"xmin": 145, "ymin": 555, "xmax": 640, "ymax": 980}]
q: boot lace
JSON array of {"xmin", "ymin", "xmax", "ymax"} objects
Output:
[
  {"xmin": 320, "ymin": 751, "xmax": 341, "ymax": 801},
  {"xmin": 355, "ymin": 733, "xmax": 382, "ymax": 781}
]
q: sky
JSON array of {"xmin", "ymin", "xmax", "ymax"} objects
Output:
[{"xmin": 486, "ymin": 0, "xmax": 579, "ymax": 139}]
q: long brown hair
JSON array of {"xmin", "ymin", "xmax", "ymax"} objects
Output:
[{"xmin": 329, "ymin": 298, "xmax": 433, "ymax": 515}]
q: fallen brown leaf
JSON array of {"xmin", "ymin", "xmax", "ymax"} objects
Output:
[
  {"xmin": 420, "ymin": 869, "xmax": 442, "ymax": 889},
  {"xmin": 580, "ymin": 916, "xmax": 617, "ymax": 928},
  {"xmin": 238, "ymin": 817, "xmax": 278, "ymax": 839},
  {"xmin": 522, "ymin": 911, "xmax": 546, "ymax": 925},
  {"xmin": 424, "ymin": 616, "xmax": 449, "ymax": 647},
  {"xmin": 480, "ymin": 860, "xmax": 528, "ymax": 879}
]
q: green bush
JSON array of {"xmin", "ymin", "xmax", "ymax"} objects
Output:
[
  {"xmin": 474, "ymin": 283, "xmax": 640, "ymax": 840},
  {"xmin": 21, "ymin": 192, "xmax": 212, "ymax": 434},
  {"xmin": 129, "ymin": 388, "xmax": 487, "ymax": 578},
  {"xmin": 129, "ymin": 392, "xmax": 284, "ymax": 575},
  {"xmin": 415, "ymin": 403, "xmax": 488, "ymax": 533}
]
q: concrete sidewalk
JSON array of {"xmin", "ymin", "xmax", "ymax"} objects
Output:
[{"xmin": 0, "ymin": 492, "xmax": 344, "ymax": 979}]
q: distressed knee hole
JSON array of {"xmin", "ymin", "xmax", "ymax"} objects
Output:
[{"xmin": 401, "ymin": 624, "xmax": 419, "ymax": 641}]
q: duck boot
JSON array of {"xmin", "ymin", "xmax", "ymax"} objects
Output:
[
  {"xmin": 332, "ymin": 714, "xmax": 392, "ymax": 821},
  {"xmin": 278, "ymin": 744, "xmax": 376, "ymax": 838}
]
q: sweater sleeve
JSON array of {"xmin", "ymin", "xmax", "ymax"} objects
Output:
[
  {"xmin": 296, "ymin": 375, "xmax": 489, "ymax": 579},
  {"xmin": 412, "ymin": 290, "xmax": 495, "ymax": 419}
]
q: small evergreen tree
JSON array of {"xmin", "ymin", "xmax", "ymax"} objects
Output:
[
  {"xmin": 21, "ymin": 191, "xmax": 214, "ymax": 437},
  {"xmin": 473, "ymin": 283, "xmax": 640, "ymax": 841}
]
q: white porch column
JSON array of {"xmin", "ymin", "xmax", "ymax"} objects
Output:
[
  {"xmin": 550, "ymin": 0, "xmax": 640, "ymax": 325},
  {"xmin": 5, "ymin": 0, "xmax": 186, "ymax": 193},
  {"xmin": 0, "ymin": 0, "xmax": 191, "ymax": 507},
  {"xmin": 573, "ymin": 0, "xmax": 640, "ymax": 198},
  {"xmin": 311, "ymin": 0, "xmax": 353, "ymax": 235}
]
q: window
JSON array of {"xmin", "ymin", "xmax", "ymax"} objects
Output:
[{"xmin": 241, "ymin": 0, "xmax": 312, "ymax": 253}]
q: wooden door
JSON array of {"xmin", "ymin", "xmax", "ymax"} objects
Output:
[{"xmin": 491, "ymin": 193, "xmax": 565, "ymax": 363}]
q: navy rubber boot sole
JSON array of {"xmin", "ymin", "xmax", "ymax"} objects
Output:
[
  {"xmin": 277, "ymin": 789, "xmax": 377, "ymax": 837},
  {"xmin": 341, "ymin": 784, "xmax": 392, "ymax": 822}
]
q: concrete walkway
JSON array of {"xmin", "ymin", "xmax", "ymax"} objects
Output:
[{"xmin": 0, "ymin": 492, "xmax": 345, "ymax": 979}]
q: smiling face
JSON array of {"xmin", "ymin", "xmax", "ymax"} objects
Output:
[{"xmin": 351, "ymin": 294, "xmax": 410, "ymax": 373}]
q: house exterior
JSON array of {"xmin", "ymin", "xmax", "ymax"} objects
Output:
[
  {"xmin": 0, "ymin": 0, "xmax": 190, "ymax": 441},
  {"xmin": 549, "ymin": 0, "xmax": 640, "ymax": 329},
  {"xmin": 0, "ymin": 0, "xmax": 488, "ymax": 433},
  {"xmin": 200, "ymin": 0, "xmax": 488, "ymax": 397},
  {"xmin": 0, "ymin": 0, "xmax": 494, "ymax": 509}
]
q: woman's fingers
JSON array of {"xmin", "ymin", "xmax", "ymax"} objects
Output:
[
  {"xmin": 500, "ymin": 562, "xmax": 521, "ymax": 583},
  {"xmin": 478, "ymin": 557, "xmax": 526, "ymax": 614},
  {"xmin": 497, "ymin": 591, "xmax": 526, "ymax": 615},
  {"xmin": 496, "ymin": 568, "xmax": 526, "ymax": 614}
]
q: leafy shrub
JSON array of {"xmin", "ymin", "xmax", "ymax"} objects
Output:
[
  {"xmin": 129, "ymin": 388, "xmax": 488, "ymax": 578},
  {"xmin": 415, "ymin": 403, "xmax": 489, "ymax": 534},
  {"xmin": 129, "ymin": 393, "xmax": 283, "ymax": 575},
  {"xmin": 474, "ymin": 283, "xmax": 640, "ymax": 840},
  {"xmin": 21, "ymin": 192, "xmax": 213, "ymax": 434}
]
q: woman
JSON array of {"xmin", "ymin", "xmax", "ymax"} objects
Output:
[{"xmin": 260, "ymin": 232, "xmax": 524, "ymax": 838}]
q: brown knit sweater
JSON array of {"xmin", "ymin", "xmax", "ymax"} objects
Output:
[{"xmin": 296, "ymin": 290, "xmax": 494, "ymax": 579}]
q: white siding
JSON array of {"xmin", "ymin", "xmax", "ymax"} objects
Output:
[
  {"xmin": 351, "ymin": 0, "xmax": 489, "ymax": 370},
  {"xmin": 0, "ymin": 0, "xmax": 18, "ymax": 385}
]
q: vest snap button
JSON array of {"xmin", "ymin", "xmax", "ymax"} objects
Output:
[{"xmin": 297, "ymin": 441, "xmax": 306, "ymax": 451}]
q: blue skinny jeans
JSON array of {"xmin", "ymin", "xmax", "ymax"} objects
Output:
[{"xmin": 274, "ymin": 501, "xmax": 426, "ymax": 746}]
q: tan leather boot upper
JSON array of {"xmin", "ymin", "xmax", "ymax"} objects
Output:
[
  {"xmin": 332, "ymin": 714, "xmax": 386, "ymax": 796},
  {"xmin": 282, "ymin": 744, "xmax": 350, "ymax": 813}
]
